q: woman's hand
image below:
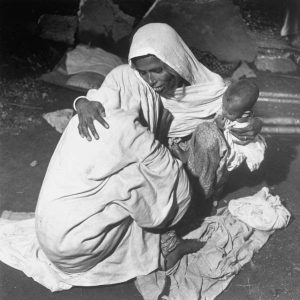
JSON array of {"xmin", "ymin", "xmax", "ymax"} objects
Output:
[
  {"xmin": 230, "ymin": 117, "xmax": 263, "ymax": 145},
  {"xmin": 76, "ymin": 98, "xmax": 109, "ymax": 141}
]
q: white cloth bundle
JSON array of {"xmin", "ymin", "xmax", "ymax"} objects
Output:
[
  {"xmin": 228, "ymin": 187, "xmax": 291, "ymax": 231},
  {"xmin": 224, "ymin": 119, "xmax": 267, "ymax": 171},
  {"xmin": 65, "ymin": 44, "xmax": 123, "ymax": 76}
]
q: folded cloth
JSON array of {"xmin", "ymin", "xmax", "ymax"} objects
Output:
[{"xmin": 228, "ymin": 187, "xmax": 291, "ymax": 231}]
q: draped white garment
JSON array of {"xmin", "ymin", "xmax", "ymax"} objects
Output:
[
  {"xmin": 35, "ymin": 24, "xmax": 228, "ymax": 285},
  {"xmin": 81, "ymin": 23, "xmax": 227, "ymax": 138},
  {"xmin": 35, "ymin": 107, "xmax": 191, "ymax": 285},
  {"xmin": 129, "ymin": 23, "xmax": 227, "ymax": 138}
]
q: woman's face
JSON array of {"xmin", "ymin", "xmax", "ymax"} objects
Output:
[{"xmin": 133, "ymin": 55, "xmax": 182, "ymax": 98}]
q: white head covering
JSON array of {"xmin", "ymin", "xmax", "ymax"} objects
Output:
[
  {"xmin": 128, "ymin": 23, "xmax": 227, "ymax": 137},
  {"xmin": 128, "ymin": 22, "xmax": 223, "ymax": 85}
]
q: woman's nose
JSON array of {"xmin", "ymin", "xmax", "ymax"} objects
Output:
[{"xmin": 148, "ymin": 73, "xmax": 156, "ymax": 86}]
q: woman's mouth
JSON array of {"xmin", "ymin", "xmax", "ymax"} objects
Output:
[{"xmin": 153, "ymin": 86, "xmax": 164, "ymax": 93}]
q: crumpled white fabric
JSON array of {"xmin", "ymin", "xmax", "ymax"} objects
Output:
[
  {"xmin": 228, "ymin": 187, "xmax": 291, "ymax": 231},
  {"xmin": 135, "ymin": 208, "xmax": 273, "ymax": 300},
  {"xmin": 224, "ymin": 119, "xmax": 267, "ymax": 172}
]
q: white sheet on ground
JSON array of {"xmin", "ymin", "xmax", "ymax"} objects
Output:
[
  {"xmin": 0, "ymin": 187, "xmax": 290, "ymax": 298},
  {"xmin": 135, "ymin": 188, "xmax": 290, "ymax": 300}
]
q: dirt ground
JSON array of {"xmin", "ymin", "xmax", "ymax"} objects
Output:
[
  {"xmin": 1, "ymin": 86, "xmax": 300, "ymax": 300},
  {"xmin": 1, "ymin": 0, "xmax": 300, "ymax": 299}
]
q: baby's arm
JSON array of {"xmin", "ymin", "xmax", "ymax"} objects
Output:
[
  {"xmin": 213, "ymin": 105, "xmax": 226, "ymax": 131},
  {"xmin": 214, "ymin": 114, "xmax": 226, "ymax": 131}
]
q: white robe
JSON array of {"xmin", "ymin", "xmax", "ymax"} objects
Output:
[{"xmin": 35, "ymin": 108, "xmax": 191, "ymax": 285}]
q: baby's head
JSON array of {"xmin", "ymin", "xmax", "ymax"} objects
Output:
[{"xmin": 222, "ymin": 80, "xmax": 259, "ymax": 121}]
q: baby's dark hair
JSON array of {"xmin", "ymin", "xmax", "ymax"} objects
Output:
[{"xmin": 224, "ymin": 79, "xmax": 259, "ymax": 111}]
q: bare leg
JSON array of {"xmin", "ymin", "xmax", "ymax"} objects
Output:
[{"xmin": 160, "ymin": 230, "xmax": 204, "ymax": 271}]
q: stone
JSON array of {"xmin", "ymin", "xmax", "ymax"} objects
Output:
[
  {"xmin": 78, "ymin": 0, "xmax": 135, "ymax": 47},
  {"xmin": 254, "ymin": 54, "xmax": 298, "ymax": 73},
  {"xmin": 231, "ymin": 62, "xmax": 256, "ymax": 81},
  {"xmin": 38, "ymin": 14, "xmax": 77, "ymax": 45},
  {"xmin": 139, "ymin": 0, "xmax": 257, "ymax": 63}
]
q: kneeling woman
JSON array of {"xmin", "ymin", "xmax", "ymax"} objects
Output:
[{"xmin": 35, "ymin": 106, "xmax": 201, "ymax": 286}]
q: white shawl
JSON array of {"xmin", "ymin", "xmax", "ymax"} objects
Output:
[{"xmin": 129, "ymin": 23, "xmax": 227, "ymax": 137}]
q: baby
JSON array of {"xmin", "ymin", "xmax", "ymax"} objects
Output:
[{"xmin": 215, "ymin": 79, "xmax": 267, "ymax": 172}]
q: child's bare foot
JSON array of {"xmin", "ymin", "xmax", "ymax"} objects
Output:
[{"xmin": 163, "ymin": 238, "xmax": 204, "ymax": 271}]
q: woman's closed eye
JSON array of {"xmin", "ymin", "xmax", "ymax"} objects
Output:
[
  {"xmin": 139, "ymin": 70, "xmax": 147, "ymax": 76},
  {"xmin": 152, "ymin": 67, "xmax": 163, "ymax": 74},
  {"xmin": 138, "ymin": 68, "xmax": 163, "ymax": 76}
]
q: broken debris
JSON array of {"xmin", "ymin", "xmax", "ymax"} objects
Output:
[
  {"xmin": 43, "ymin": 109, "xmax": 73, "ymax": 134},
  {"xmin": 38, "ymin": 14, "xmax": 78, "ymax": 45}
]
